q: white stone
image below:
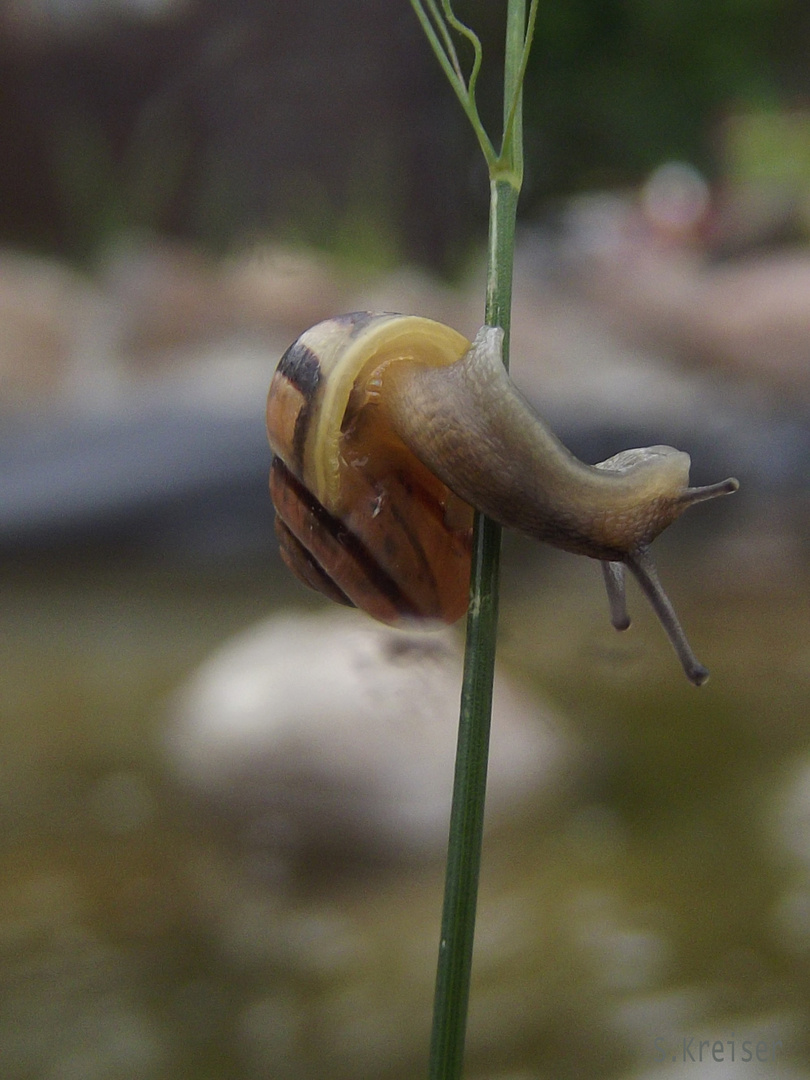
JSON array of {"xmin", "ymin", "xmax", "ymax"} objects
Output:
[{"xmin": 165, "ymin": 610, "xmax": 570, "ymax": 862}]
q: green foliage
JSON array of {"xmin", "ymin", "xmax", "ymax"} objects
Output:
[
  {"xmin": 724, "ymin": 108, "xmax": 810, "ymax": 186},
  {"xmin": 520, "ymin": 0, "xmax": 790, "ymax": 193},
  {"xmin": 410, "ymin": 0, "xmax": 537, "ymax": 186}
]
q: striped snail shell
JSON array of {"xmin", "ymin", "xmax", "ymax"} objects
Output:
[
  {"xmin": 266, "ymin": 312, "xmax": 474, "ymax": 625},
  {"xmin": 266, "ymin": 312, "xmax": 739, "ymax": 685}
]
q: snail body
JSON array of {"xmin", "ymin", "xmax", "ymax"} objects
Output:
[
  {"xmin": 382, "ymin": 326, "xmax": 704, "ymax": 559},
  {"xmin": 266, "ymin": 312, "xmax": 738, "ymax": 685}
]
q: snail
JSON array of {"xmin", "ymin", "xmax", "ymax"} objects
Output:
[{"xmin": 266, "ymin": 312, "xmax": 738, "ymax": 685}]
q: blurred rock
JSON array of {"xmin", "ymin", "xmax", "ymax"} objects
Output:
[
  {"xmin": 688, "ymin": 254, "xmax": 810, "ymax": 392},
  {"xmin": 98, "ymin": 236, "xmax": 349, "ymax": 368},
  {"xmin": 97, "ymin": 237, "xmax": 238, "ymax": 362},
  {"xmin": 0, "ymin": 249, "xmax": 103, "ymax": 412},
  {"xmin": 0, "ymin": 238, "xmax": 350, "ymax": 414},
  {"xmin": 551, "ymin": 187, "xmax": 810, "ymax": 403},
  {"xmin": 164, "ymin": 610, "xmax": 572, "ymax": 867},
  {"xmin": 222, "ymin": 244, "xmax": 347, "ymax": 339}
]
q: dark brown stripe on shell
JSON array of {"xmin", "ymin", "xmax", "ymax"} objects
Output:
[
  {"xmin": 271, "ymin": 457, "xmax": 423, "ymax": 618},
  {"xmin": 278, "ymin": 340, "xmax": 322, "ymax": 401},
  {"xmin": 275, "ymin": 341, "xmax": 321, "ymax": 474},
  {"xmin": 274, "ymin": 516, "xmax": 355, "ymax": 608},
  {"xmin": 382, "ymin": 470, "xmax": 442, "ymax": 601}
]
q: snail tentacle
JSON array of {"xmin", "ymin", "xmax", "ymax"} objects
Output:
[
  {"xmin": 679, "ymin": 477, "xmax": 740, "ymax": 505},
  {"xmin": 601, "ymin": 560, "xmax": 630, "ymax": 631},
  {"xmin": 625, "ymin": 547, "xmax": 710, "ymax": 686}
]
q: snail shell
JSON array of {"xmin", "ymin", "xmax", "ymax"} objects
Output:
[
  {"xmin": 266, "ymin": 312, "xmax": 474, "ymax": 625},
  {"xmin": 266, "ymin": 312, "xmax": 739, "ymax": 684}
]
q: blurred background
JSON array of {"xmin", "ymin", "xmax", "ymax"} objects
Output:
[{"xmin": 4, "ymin": 1, "xmax": 810, "ymax": 1078}]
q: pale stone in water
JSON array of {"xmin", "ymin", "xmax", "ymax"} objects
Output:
[{"xmin": 165, "ymin": 609, "xmax": 570, "ymax": 863}]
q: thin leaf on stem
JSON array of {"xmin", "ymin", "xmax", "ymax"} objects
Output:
[
  {"xmin": 500, "ymin": 0, "xmax": 539, "ymax": 179},
  {"xmin": 410, "ymin": 0, "xmax": 496, "ymax": 165}
]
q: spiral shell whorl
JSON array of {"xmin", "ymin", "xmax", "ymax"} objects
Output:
[
  {"xmin": 266, "ymin": 312, "xmax": 470, "ymax": 513},
  {"xmin": 266, "ymin": 313, "xmax": 475, "ymax": 626}
]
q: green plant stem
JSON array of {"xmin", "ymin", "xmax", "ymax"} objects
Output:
[
  {"xmin": 428, "ymin": 5, "xmax": 524, "ymax": 1073},
  {"xmin": 485, "ymin": 180, "xmax": 519, "ymax": 344},
  {"xmin": 428, "ymin": 180, "xmax": 518, "ymax": 1080}
]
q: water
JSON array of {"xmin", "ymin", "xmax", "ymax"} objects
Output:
[{"xmin": 2, "ymin": 538, "xmax": 809, "ymax": 1079}]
